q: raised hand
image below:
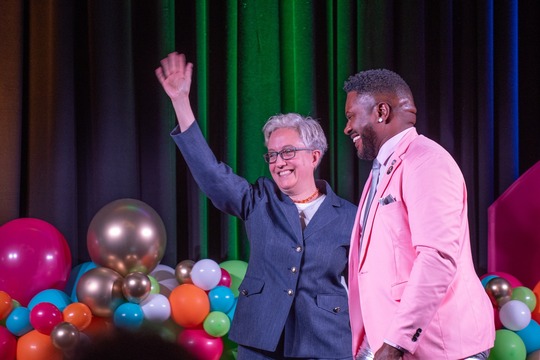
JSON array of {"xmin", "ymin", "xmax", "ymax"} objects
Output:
[{"xmin": 155, "ymin": 52, "xmax": 193, "ymax": 100}]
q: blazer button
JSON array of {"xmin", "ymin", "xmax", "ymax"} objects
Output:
[
  {"xmin": 287, "ymin": 289, "xmax": 294, "ymax": 296},
  {"xmin": 291, "ymin": 266, "xmax": 297, "ymax": 273},
  {"xmin": 295, "ymin": 246, "xmax": 302, "ymax": 252},
  {"xmin": 333, "ymin": 307, "xmax": 341, "ymax": 313},
  {"xmin": 241, "ymin": 289, "xmax": 248, "ymax": 296}
]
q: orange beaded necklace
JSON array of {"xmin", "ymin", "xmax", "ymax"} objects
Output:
[{"xmin": 292, "ymin": 189, "xmax": 320, "ymax": 204}]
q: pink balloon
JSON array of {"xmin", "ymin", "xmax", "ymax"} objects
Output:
[
  {"xmin": 30, "ymin": 302, "xmax": 63, "ymax": 335},
  {"xmin": 0, "ymin": 326, "xmax": 16, "ymax": 360},
  {"xmin": 218, "ymin": 268, "xmax": 232, "ymax": 288},
  {"xmin": 0, "ymin": 218, "xmax": 72, "ymax": 306},
  {"xmin": 177, "ymin": 328, "xmax": 223, "ymax": 360}
]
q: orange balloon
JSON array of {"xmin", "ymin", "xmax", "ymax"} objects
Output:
[
  {"xmin": 16, "ymin": 329, "xmax": 63, "ymax": 360},
  {"xmin": 531, "ymin": 281, "xmax": 540, "ymax": 323},
  {"xmin": 169, "ymin": 284, "xmax": 210, "ymax": 328},
  {"xmin": 63, "ymin": 302, "xmax": 93, "ymax": 331},
  {"xmin": 0, "ymin": 290, "xmax": 13, "ymax": 320}
]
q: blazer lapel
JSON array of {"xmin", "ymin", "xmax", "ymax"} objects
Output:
[{"xmin": 358, "ymin": 129, "xmax": 418, "ymax": 270}]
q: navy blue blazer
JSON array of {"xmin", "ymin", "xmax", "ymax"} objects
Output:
[{"xmin": 172, "ymin": 123, "xmax": 356, "ymax": 358}]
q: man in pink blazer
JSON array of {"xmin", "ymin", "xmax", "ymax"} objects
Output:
[{"xmin": 343, "ymin": 69, "xmax": 495, "ymax": 359}]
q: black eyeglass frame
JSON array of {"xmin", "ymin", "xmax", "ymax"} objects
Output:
[{"xmin": 263, "ymin": 147, "xmax": 313, "ymax": 164}]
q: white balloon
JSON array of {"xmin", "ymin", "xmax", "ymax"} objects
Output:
[
  {"xmin": 191, "ymin": 259, "xmax": 221, "ymax": 291},
  {"xmin": 499, "ymin": 299, "xmax": 531, "ymax": 331},
  {"xmin": 140, "ymin": 294, "xmax": 171, "ymax": 322}
]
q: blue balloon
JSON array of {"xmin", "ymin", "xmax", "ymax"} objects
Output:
[
  {"xmin": 28, "ymin": 289, "xmax": 72, "ymax": 311},
  {"xmin": 227, "ymin": 298, "xmax": 237, "ymax": 321},
  {"xmin": 481, "ymin": 275, "xmax": 499, "ymax": 288},
  {"xmin": 113, "ymin": 302, "xmax": 144, "ymax": 330},
  {"xmin": 6, "ymin": 307, "xmax": 32, "ymax": 336},
  {"xmin": 208, "ymin": 286, "xmax": 235, "ymax": 313},
  {"xmin": 515, "ymin": 319, "xmax": 540, "ymax": 353}
]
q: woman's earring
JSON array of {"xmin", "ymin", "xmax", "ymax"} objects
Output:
[{"xmin": 377, "ymin": 117, "xmax": 383, "ymax": 123}]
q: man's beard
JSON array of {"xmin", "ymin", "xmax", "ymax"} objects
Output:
[{"xmin": 357, "ymin": 125, "xmax": 378, "ymax": 161}]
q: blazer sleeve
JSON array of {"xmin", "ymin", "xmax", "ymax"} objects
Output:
[
  {"xmin": 170, "ymin": 122, "xmax": 259, "ymax": 220},
  {"xmin": 385, "ymin": 144, "xmax": 465, "ymax": 352}
]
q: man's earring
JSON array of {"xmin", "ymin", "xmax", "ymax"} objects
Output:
[{"xmin": 377, "ymin": 117, "xmax": 383, "ymax": 123}]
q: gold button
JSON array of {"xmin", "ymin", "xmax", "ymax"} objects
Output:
[
  {"xmin": 295, "ymin": 246, "xmax": 302, "ymax": 252},
  {"xmin": 241, "ymin": 289, "xmax": 248, "ymax": 296}
]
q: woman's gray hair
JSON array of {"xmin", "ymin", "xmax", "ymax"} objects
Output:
[{"xmin": 262, "ymin": 113, "xmax": 328, "ymax": 161}]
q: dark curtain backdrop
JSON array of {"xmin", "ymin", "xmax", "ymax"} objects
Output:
[{"xmin": 1, "ymin": 0, "xmax": 538, "ymax": 275}]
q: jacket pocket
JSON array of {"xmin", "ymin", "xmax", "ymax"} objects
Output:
[
  {"xmin": 316, "ymin": 294, "xmax": 349, "ymax": 314},
  {"xmin": 391, "ymin": 280, "xmax": 408, "ymax": 301},
  {"xmin": 238, "ymin": 276, "xmax": 265, "ymax": 297}
]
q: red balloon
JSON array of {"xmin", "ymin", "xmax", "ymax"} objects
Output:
[
  {"xmin": 0, "ymin": 326, "xmax": 16, "ymax": 360},
  {"xmin": 0, "ymin": 218, "xmax": 71, "ymax": 306},
  {"xmin": 218, "ymin": 268, "xmax": 232, "ymax": 288},
  {"xmin": 30, "ymin": 302, "xmax": 63, "ymax": 335},
  {"xmin": 177, "ymin": 328, "xmax": 223, "ymax": 360}
]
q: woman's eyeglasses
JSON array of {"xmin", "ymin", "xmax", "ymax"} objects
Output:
[{"xmin": 263, "ymin": 147, "xmax": 313, "ymax": 164}]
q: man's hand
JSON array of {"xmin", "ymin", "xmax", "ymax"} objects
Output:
[
  {"xmin": 155, "ymin": 52, "xmax": 193, "ymax": 100},
  {"xmin": 374, "ymin": 343, "xmax": 403, "ymax": 360}
]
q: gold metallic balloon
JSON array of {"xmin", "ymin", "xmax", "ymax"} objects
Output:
[
  {"xmin": 76, "ymin": 267, "xmax": 125, "ymax": 317},
  {"xmin": 485, "ymin": 277, "xmax": 513, "ymax": 307},
  {"xmin": 51, "ymin": 322, "xmax": 80, "ymax": 350},
  {"xmin": 175, "ymin": 260, "xmax": 195, "ymax": 285},
  {"xmin": 87, "ymin": 199, "xmax": 167, "ymax": 276},
  {"xmin": 122, "ymin": 272, "xmax": 151, "ymax": 303}
]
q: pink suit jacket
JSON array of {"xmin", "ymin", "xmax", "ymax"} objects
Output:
[{"xmin": 348, "ymin": 129, "xmax": 494, "ymax": 359}]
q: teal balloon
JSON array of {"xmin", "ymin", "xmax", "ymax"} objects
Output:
[
  {"xmin": 481, "ymin": 275, "xmax": 499, "ymax": 289},
  {"xmin": 208, "ymin": 286, "xmax": 235, "ymax": 313},
  {"xmin": 203, "ymin": 311, "xmax": 231, "ymax": 337},
  {"xmin": 28, "ymin": 289, "xmax": 71, "ymax": 311},
  {"xmin": 5, "ymin": 307, "xmax": 32, "ymax": 336},
  {"xmin": 113, "ymin": 302, "xmax": 144, "ymax": 330},
  {"xmin": 64, "ymin": 262, "xmax": 97, "ymax": 302},
  {"xmin": 515, "ymin": 319, "xmax": 540, "ymax": 354},
  {"xmin": 489, "ymin": 329, "xmax": 526, "ymax": 360},
  {"xmin": 511, "ymin": 286, "xmax": 537, "ymax": 312}
]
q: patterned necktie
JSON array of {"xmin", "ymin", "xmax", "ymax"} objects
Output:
[{"xmin": 359, "ymin": 159, "xmax": 381, "ymax": 252}]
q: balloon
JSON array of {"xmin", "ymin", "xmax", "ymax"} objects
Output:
[
  {"xmin": 50, "ymin": 322, "xmax": 80, "ymax": 350},
  {"xmin": 29, "ymin": 302, "xmax": 63, "ymax": 335},
  {"xmin": 218, "ymin": 268, "xmax": 232, "ymax": 288},
  {"xmin": 122, "ymin": 272, "xmax": 151, "ymax": 304},
  {"xmin": 62, "ymin": 302, "xmax": 92, "ymax": 331},
  {"xmin": 532, "ymin": 281, "xmax": 540, "ymax": 324},
  {"xmin": 489, "ymin": 329, "xmax": 527, "ymax": 360},
  {"xmin": 150, "ymin": 264, "xmax": 179, "ymax": 297},
  {"xmin": 219, "ymin": 260, "xmax": 248, "ymax": 297},
  {"xmin": 87, "ymin": 198, "xmax": 167, "ymax": 276},
  {"xmin": 488, "ymin": 272, "xmax": 523, "ymax": 288},
  {"xmin": 148, "ymin": 275, "xmax": 160, "ymax": 295},
  {"xmin": 28, "ymin": 289, "xmax": 71, "ymax": 311},
  {"xmin": 227, "ymin": 298, "xmax": 237, "ymax": 322},
  {"xmin": 486, "ymin": 277, "xmax": 513, "ymax": 308},
  {"xmin": 169, "ymin": 284, "xmax": 210, "ymax": 328},
  {"xmin": 175, "ymin": 260, "xmax": 195, "ymax": 285},
  {"xmin": 499, "ymin": 300, "xmax": 532, "ymax": 331},
  {"xmin": 203, "ymin": 311, "xmax": 231, "ymax": 337},
  {"xmin": 113, "ymin": 302, "xmax": 144, "ymax": 330},
  {"xmin": 76, "ymin": 267, "xmax": 125, "ymax": 317},
  {"xmin": 208, "ymin": 286, "xmax": 235, "ymax": 313},
  {"xmin": 140, "ymin": 293, "xmax": 171, "ymax": 322},
  {"xmin": 177, "ymin": 328, "xmax": 223, "ymax": 360},
  {"xmin": 528, "ymin": 350, "xmax": 540, "ymax": 360},
  {"xmin": 480, "ymin": 274, "xmax": 499, "ymax": 289},
  {"xmin": 0, "ymin": 218, "xmax": 72, "ymax": 306},
  {"xmin": 81, "ymin": 315, "xmax": 113, "ymax": 340},
  {"xmin": 0, "ymin": 326, "xmax": 16, "ymax": 360},
  {"xmin": 16, "ymin": 329, "xmax": 63, "ymax": 360},
  {"xmin": 516, "ymin": 319, "xmax": 540, "ymax": 354},
  {"xmin": 5, "ymin": 307, "xmax": 32, "ymax": 336},
  {"xmin": 64, "ymin": 262, "xmax": 97, "ymax": 302},
  {"xmin": 0, "ymin": 291, "xmax": 13, "ymax": 320},
  {"xmin": 191, "ymin": 259, "xmax": 221, "ymax": 291},
  {"xmin": 512, "ymin": 286, "xmax": 537, "ymax": 312}
]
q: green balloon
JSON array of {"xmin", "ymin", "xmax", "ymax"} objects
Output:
[
  {"xmin": 148, "ymin": 275, "xmax": 161, "ymax": 295},
  {"xmin": 488, "ymin": 329, "xmax": 526, "ymax": 360},
  {"xmin": 203, "ymin": 311, "xmax": 231, "ymax": 338},
  {"xmin": 511, "ymin": 286, "xmax": 537, "ymax": 312},
  {"xmin": 219, "ymin": 260, "xmax": 248, "ymax": 297}
]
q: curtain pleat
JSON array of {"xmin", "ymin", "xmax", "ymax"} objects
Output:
[{"xmin": 0, "ymin": 0, "xmax": 536, "ymax": 275}]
